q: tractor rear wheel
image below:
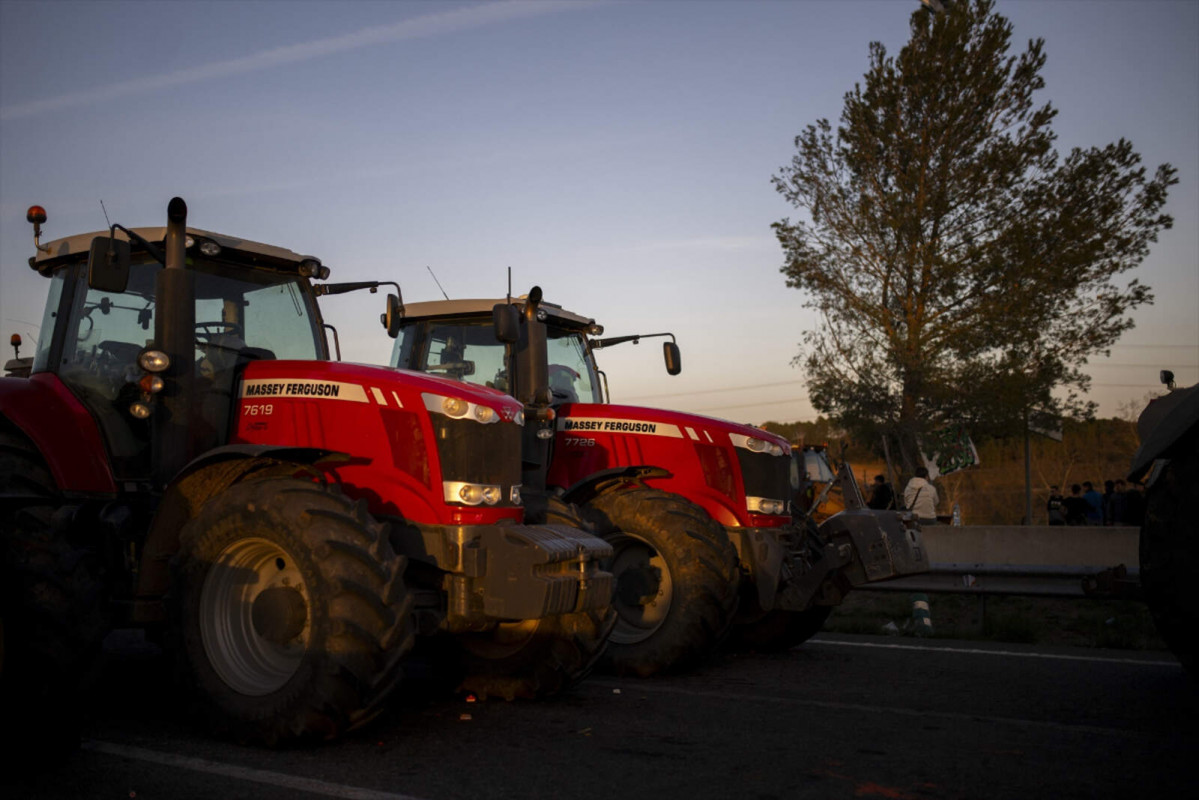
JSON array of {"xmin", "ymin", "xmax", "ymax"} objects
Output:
[
  {"xmin": 0, "ymin": 431, "xmax": 106, "ymax": 761},
  {"xmin": 582, "ymin": 487, "xmax": 739, "ymax": 676},
  {"xmin": 731, "ymin": 606, "xmax": 833, "ymax": 653},
  {"xmin": 1140, "ymin": 433, "xmax": 1199, "ymax": 676},
  {"xmin": 450, "ymin": 497, "xmax": 615, "ymax": 700},
  {"xmin": 173, "ymin": 477, "xmax": 415, "ymax": 744}
]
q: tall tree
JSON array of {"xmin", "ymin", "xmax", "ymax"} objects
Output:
[{"xmin": 772, "ymin": 0, "xmax": 1176, "ymax": 469}]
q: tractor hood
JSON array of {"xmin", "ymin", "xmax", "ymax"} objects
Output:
[
  {"xmin": 556, "ymin": 402, "xmax": 789, "ymax": 454},
  {"xmin": 239, "ymin": 360, "xmax": 525, "ymax": 422}
]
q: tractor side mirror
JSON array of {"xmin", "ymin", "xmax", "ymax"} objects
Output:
[
  {"xmin": 663, "ymin": 341, "xmax": 681, "ymax": 375},
  {"xmin": 382, "ymin": 293, "xmax": 403, "ymax": 338},
  {"xmin": 87, "ymin": 236, "xmax": 130, "ymax": 294},
  {"xmin": 493, "ymin": 303, "xmax": 520, "ymax": 343}
]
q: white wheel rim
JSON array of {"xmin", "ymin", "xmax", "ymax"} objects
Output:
[
  {"xmin": 199, "ymin": 537, "xmax": 309, "ymax": 696},
  {"xmin": 608, "ymin": 533, "xmax": 673, "ymax": 645}
]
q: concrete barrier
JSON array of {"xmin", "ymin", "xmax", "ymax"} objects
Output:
[{"xmin": 920, "ymin": 525, "xmax": 1139, "ymax": 568}]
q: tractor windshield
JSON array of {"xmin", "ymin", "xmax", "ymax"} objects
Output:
[
  {"xmin": 546, "ymin": 327, "xmax": 601, "ymax": 404},
  {"xmin": 393, "ymin": 319, "xmax": 510, "ymax": 392},
  {"xmin": 393, "ymin": 318, "xmax": 602, "ymax": 404},
  {"xmin": 37, "ymin": 257, "xmax": 323, "ymax": 478}
]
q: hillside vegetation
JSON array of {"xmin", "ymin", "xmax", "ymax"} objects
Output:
[{"xmin": 763, "ymin": 418, "xmax": 1142, "ymax": 525}]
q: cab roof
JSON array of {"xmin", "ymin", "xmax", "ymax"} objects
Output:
[
  {"xmin": 32, "ymin": 226, "xmax": 320, "ymax": 274},
  {"xmin": 400, "ymin": 297, "xmax": 596, "ymax": 329}
]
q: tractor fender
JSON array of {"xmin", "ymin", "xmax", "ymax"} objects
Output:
[
  {"xmin": 133, "ymin": 444, "xmax": 348, "ymax": 622},
  {"xmin": 0, "ymin": 374, "xmax": 116, "ymax": 494},
  {"xmin": 558, "ymin": 465, "xmax": 672, "ymax": 508},
  {"xmin": 1129, "ymin": 383, "xmax": 1199, "ymax": 482}
]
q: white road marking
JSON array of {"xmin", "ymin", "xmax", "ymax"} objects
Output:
[
  {"xmin": 81, "ymin": 740, "xmax": 430, "ymax": 800},
  {"xmin": 582, "ymin": 679, "xmax": 1154, "ymax": 739},
  {"xmin": 807, "ymin": 637, "xmax": 1181, "ymax": 667}
]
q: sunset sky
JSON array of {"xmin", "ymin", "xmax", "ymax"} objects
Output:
[{"xmin": 2, "ymin": 0, "xmax": 1195, "ymax": 425}]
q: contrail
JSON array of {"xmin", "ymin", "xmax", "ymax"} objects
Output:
[{"xmin": 1, "ymin": 1, "xmax": 598, "ymax": 122}]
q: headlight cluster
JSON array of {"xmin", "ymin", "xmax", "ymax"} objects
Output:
[
  {"xmin": 443, "ymin": 481, "xmax": 522, "ymax": 507},
  {"xmin": 730, "ymin": 433, "xmax": 786, "ymax": 457},
  {"xmin": 128, "ymin": 348, "xmax": 170, "ymax": 419},
  {"xmin": 423, "ymin": 392, "xmax": 514, "ymax": 425},
  {"xmin": 747, "ymin": 496, "xmax": 787, "ymax": 516}
]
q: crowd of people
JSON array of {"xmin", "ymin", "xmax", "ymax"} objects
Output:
[
  {"xmin": 1045, "ymin": 480, "xmax": 1144, "ymax": 526},
  {"xmin": 866, "ymin": 468, "xmax": 940, "ymax": 524},
  {"xmin": 864, "ymin": 470, "xmax": 1145, "ymax": 527}
]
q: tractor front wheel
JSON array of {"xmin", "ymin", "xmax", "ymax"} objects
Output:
[
  {"xmin": 173, "ymin": 477, "xmax": 415, "ymax": 744},
  {"xmin": 582, "ymin": 487, "xmax": 739, "ymax": 676},
  {"xmin": 0, "ymin": 431, "xmax": 107, "ymax": 762},
  {"xmin": 450, "ymin": 497, "xmax": 615, "ymax": 700}
]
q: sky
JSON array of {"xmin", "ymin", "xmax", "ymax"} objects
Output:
[{"xmin": 1, "ymin": 0, "xmax": 1196, "ymax": 427}]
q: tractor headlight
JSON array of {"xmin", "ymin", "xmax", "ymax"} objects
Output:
[
  {"xmin": 747, "ymin": 496, "xmax": 786, "ymax": 516},
  {"xmin": 138, "ymin": 374, "xmax": 165, "ymax": 394},
  {"xmin": 445, "ymin": 481, "xmax": 507, "ymax": 506},
  {"xmin": 442, "ymin": 397, "xmax": 468, "ymax": 418},
  {"xmin": 138, "ymin": 349, "xmax": 170, "ymax": 373},
  {"xmin": 423, "ymin": 393, "xmax": 503, "ymax": 424},
  {"xmin": 730, "ymin": 432, "xmax": 787, "ymax": 457}
]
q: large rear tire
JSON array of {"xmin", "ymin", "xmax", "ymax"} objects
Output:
[
  {"xmin": 450, "ymin": 497, "xmax": 615, "ymax": 700},
  {"xmin": 173, "ymin": 477, "xmax": 415, "ymax": 744},
  {"xmin": 0, "ymin": 431, "xmax": 106, "ymax": 762},
  {"xmin": 1140, "ymin": 433, "xmax": 1198, "ymax": 676},
  {"xmin": 582, "ymin": 487, "xmax": 739, "ymax": 676}
]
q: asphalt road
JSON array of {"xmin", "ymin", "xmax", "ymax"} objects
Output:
[{"xmin": 5, "ymin": 634, "xmax": 1194, "ymax": 800}]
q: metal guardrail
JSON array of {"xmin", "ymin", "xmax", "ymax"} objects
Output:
[{"xmin": 862, "ymin": 525, "xmax": 1142, "ymax": 598}]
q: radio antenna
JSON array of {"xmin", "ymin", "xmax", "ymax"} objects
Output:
[
  {"xmin": 100, "ymin": 199, "xmax": 112, "ymax": 229},
  {"xmin": 507, "ymin": 266, "xmax": 512, "ymax": 305},
  {"xmin": 427, "ymin": 266, "xmax": 449, "ymax": 300}
]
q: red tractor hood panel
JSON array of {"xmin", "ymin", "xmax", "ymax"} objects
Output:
[{"xmin": 549, "ymin": 403, "xmax": 791, "ymax": 528}]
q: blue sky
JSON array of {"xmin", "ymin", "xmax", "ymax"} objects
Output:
[{"xmin": 2, "ymin": 0, "xmax": 1195, "ymax": 425}]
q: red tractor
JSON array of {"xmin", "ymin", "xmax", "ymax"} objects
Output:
[
  {"xmin": 386, "ymin": 293, "xmax": 928, "ymax": 675},
  {"xmin": 0, "ymin": 200, "xmax": 613, "ymax": 745}
]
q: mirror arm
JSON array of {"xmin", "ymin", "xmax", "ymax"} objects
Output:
[
  {"xmin": 111, "ymin": 224, "xmax": 165, "ymax": 266},
  {"xmin": 315, "ymin": 279, "xmax": 403, "ymax": 303},
  {"xmin": 592, "ymin": 331, "xmax": 675, "ymax": 350}
]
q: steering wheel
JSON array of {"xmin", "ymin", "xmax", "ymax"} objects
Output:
[
  {"xmin": 96, "ymin": 340, "xmax": 143, "ymax": 363},
  {"xmin": 195, "ymin": 321, "xmax": 244, "ymax": 344}
]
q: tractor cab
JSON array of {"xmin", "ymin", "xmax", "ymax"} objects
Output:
[
  {"xmin": 390, "ymin": 297, "xmax": 602, "ymax": 405},
  {"xmin": 23, "ymin": 215, "xmax": 330, "ymax": 482},
  {"xmin": 389, "ymin": 296, "xmax": 673, "ymax": 406}
]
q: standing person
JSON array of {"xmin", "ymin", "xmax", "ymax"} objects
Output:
[
  {"xmin": 867, "ymin": 475, "xmax": 895, "ymax": 510},
  {"xmin": 903, "ymin": 466, "xmax": 939, "ymax": 525},
  {"xmin": 1082, "ymin": 481, "xmax": 1103, "ymax": 525},
  {"xmin": 1102, "ymin": 480, "xmax": 1117, "ymax": 525},
  {"xmin": 1063, "ymin": 484, "xmax": 1089, "ymax": 526},
  {"xmin": 1047, "ymin": 486, "xmax": 1066, "ymax": 525},
  {"xmin": 1110, "ymin": 479, "xmax": 1129, "ymax": 525}
]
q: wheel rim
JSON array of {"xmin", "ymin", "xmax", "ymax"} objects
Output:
[
  {"xmin": 607, "ymin": 532, "xmax": 673, "ymax": 645},
  {"xmin": 199, "ymin": 537, "xmax": 310, "ymax": 696}
]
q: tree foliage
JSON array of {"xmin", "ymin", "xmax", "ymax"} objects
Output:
[{"xmin": 772, "ymin": 0, "xmax": 1176, "ymax": 468}]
